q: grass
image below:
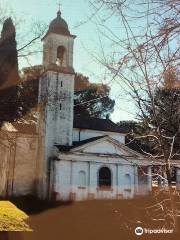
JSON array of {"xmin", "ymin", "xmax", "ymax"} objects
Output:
[{"xmin": 0, "ymin": 201, "xmax": 31, "ymax": 231}]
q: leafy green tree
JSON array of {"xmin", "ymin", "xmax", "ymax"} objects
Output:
[
  {"xmin": 74, "ymin": 73, "xmax": 115, "ymax": 118},
  {"xmin": 19, "ymin": 71, "xmax": 115, "ymax": 120},
  {"xmin": 116, "ymin": 120, "xmax": 153, "ymax": 154},
  {"xmin": 143, "ymin": 87, "xmax": 180, "ymax": 159},
  {"xmin": 117, "ymin": 84, "xmax": 180, "ymax": 159}
]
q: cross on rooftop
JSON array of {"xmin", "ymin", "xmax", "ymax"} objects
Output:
[{"xmin": 57, "ymin": 0, "xmax": 62, "ymax": 11}]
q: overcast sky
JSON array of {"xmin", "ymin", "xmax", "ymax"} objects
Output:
[{"xmin": 0, "ymin": 0, "xmax": 137, "ymax": 122}]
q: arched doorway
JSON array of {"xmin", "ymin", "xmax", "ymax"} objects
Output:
[{"xmin": 98, "ymin": 167, "xmax": 111, "ymax": 188}]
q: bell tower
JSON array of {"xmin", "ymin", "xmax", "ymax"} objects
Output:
[
  {"xmin": 42, "ymin": 10, "xmax": 75, "ymax": 70},
  {"xmin": 37, "ymin": 9, "xmax": 76, "ymax": 198}
]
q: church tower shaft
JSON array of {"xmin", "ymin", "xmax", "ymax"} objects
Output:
[{"xmin": 37, "ymin": 10, "xmax": 76, "ymax": 198}]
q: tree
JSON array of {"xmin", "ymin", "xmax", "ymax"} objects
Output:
[
  {"xmin": 0, "ymin": 1, "xmax": 46, "ymax": 125},
  {"xmin": 74, "ymin": 73, "xmax": 115, "ymax": 118},
  {"xmin": 88, "ymin": 0, "xmax": 180, "ymax": 230},
  {"xmin": 18, "ymin": 70, "xmax": 115, "ymax": 120},
  {"xmin": 116, "ymin": 120, "xmax": 154, "ymax": 154},
  {"xmin": 163, "ymin": 65, "xmax": 180, "ymax": 89},
  {"xmin": 74, "ymin": 73, "xmax": 90, "ymax": 91},
  {"xmin": 0, "ymin": 18, "xmax": 19, "ymax": 89},
  {"xmin": 0, "ymin": 4, "xmax": 46, "ymax": 60},
  {"xmin": 117, "ymin": 69, "xmax": 180, "ymax": 159},
  {"xmin": 0, "ymin": 18, "xmax": 20, "ymax": 125},
  {"xmin": 142, "ymin": 88, "xmax": 180, "ymax": 160},
  {"xmin": 89, "ymin": 0, "xmax": 180, "ymax": 167},
  {"xmin": 18, "ymin": 66, "xmax": 41, "ymax": 122},
  {"xmin": 0, "ymin": 19, "xmax": 40, "ymax": 125}
]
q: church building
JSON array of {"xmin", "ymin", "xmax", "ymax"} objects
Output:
[
  {"xmin": 37, "ymin": 9, "xmax": 153, "ymax": 201},
  {"xmin": 1, "ymin": 9, "xmax": 180, "ymax": 202},
  {"xmin": 1, "ymin": 9, "xmax": 170, "ymax": 201}
]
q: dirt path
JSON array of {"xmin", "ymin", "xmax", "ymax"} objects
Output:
[{"xmin": 5, "ymin": 200, "xmax": 180, "ymax": 240}]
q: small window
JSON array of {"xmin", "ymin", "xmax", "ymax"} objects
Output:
[
  {"xmin": 61, "ymin": 81, "xmax": 63, "ymax": 87},
  {"xmin": 60, "ymin": 103, "xmax": 62, "ymax": 110}
]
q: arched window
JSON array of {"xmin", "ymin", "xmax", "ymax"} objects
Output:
[
  {"xmin": 78, "ymin": 171, "xmax": 86, "ymax": 188},
  {"xmin": 57, "ymin": 46, "xmax": 66, "ymax": 66},
  {"xmin": 124, "ymin": 174, "xmax": 131, "ymax": 190},
  {"xmin": 98, "ymin": 167, "xmax": 111, "ymax": 188}
]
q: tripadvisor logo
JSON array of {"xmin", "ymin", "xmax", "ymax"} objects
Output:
[
  {"xmin": 135, "ymin": 227, "xmax": 143, "ymax": 236},
  {"xmin": 135, "ymin": 227, "xmax": 174, "ymax": 235}
]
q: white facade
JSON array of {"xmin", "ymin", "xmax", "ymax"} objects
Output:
[
  {"xmin": 39, "ymin": 30, "xmax": 75, "ymax": 148},
  {"xmin": 52, "ymin": 137, "xmax": 152, "ymax": 201},
  {"xmin": 39, "ymin": 71, "xmax": 74, "ymax": 148},
  {"xmin": 54, "ymin": 160, "xmax": 137, "ymax": 201},
  {"xmin": 37, "ymin": 11, "xmax": 153, "ymax": 201},
  {"xmin": 37, "ymin": 14, "xmax": 76, "ymax": 198}
]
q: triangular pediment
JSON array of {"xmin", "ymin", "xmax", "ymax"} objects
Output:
[{"xmin": 71, "ymin": 136, "xmax": 142, "ymax": 157}]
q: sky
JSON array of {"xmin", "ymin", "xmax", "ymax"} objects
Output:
[{"xmin": 0, "ymin": 0, "xmax": 137, "ymax": 122}]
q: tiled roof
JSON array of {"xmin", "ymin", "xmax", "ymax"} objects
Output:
[
  {"xmin": 4, "ymin": 115, "xmax": 128, "ymax": 136},
  {"xmin": 73, "ymin": 115, "xmax": 128, "ymax": 134},
  {"xmin": 56, "ymin": 136, "xmax": 105, "ymax": 152},
  {"xmin": 42, "ymin": 11, "xmax": 76, "ymax": 40}
]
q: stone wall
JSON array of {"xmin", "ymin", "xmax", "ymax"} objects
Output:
[
  {"xmin": 12, "ymin": 135, "xmax": 38, "ymax": 196},
  {"xmin": 0, "ymin": 136, "xmax": 10, "ymax": 197},
  {"xmin": 0, "ymin": 132, "xmax": 38, "ymax": 197}
]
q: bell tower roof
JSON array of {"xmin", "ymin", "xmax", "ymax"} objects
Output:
[
  {"xmin": 49, "ymin": 10, "xmax": 70, "ymax": 36},
  {"xmin": 42, "ymin": 11, "xmax": 76, "ymax": 40}
]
